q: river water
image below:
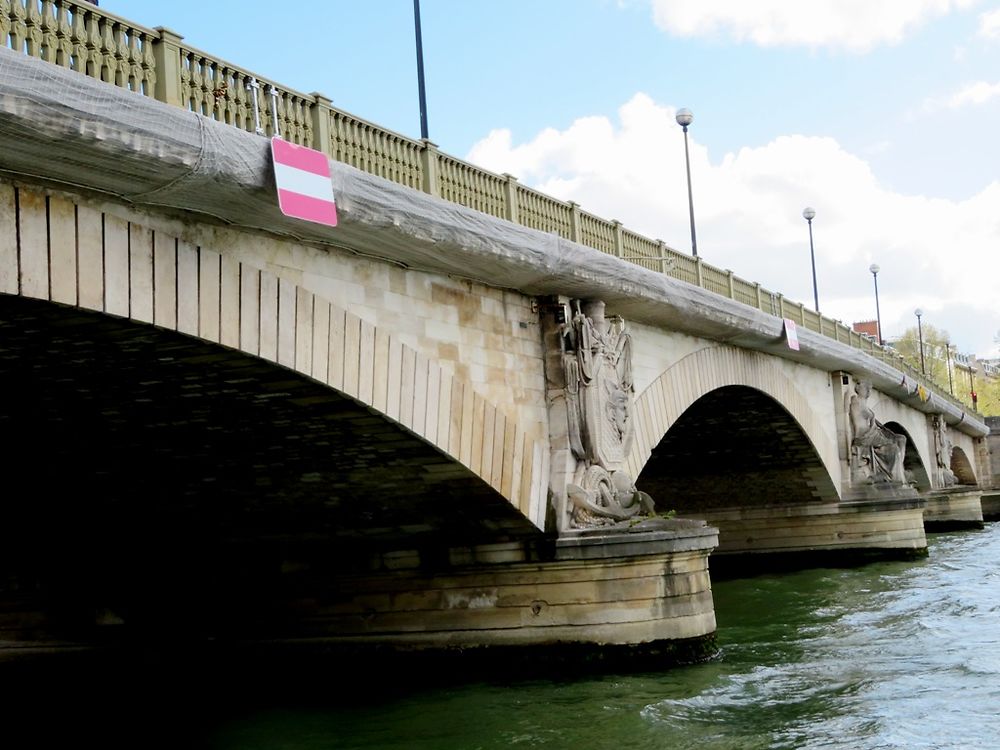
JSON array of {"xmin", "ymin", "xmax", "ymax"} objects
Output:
[
  {"xmin": 199, "ymin": 524, "xmax": 1000, "ymax": 749},
  {"xmin": 11, "ymin": 525, "xmax": 999, "ymax": 748}
]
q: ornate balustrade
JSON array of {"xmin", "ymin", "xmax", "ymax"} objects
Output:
[{"xmin": 1, "ymin": 0, "xmax": 973, "ymax": 412}]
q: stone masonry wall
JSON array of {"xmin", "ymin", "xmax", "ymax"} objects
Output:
[
  {"xmin": 99, "ymin": 200, "xmax": 550, "ymax": 443},
  {"xmin": 987, "ymin": 417, "xmax": 1000, "ymax": 487}
]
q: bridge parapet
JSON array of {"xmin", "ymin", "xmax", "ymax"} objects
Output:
[{"xmin": 0, "ymin": 0, "xmax": 974, "ymax": 414}]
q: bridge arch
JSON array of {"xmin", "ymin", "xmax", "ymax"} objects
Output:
[
  {"xmin": 0, "ymin": 184, "xmax": 548, "ymax": 531},
  {"xmin": 951, "ymin": 447, "xmax": 978, "ymax": 486},
  {"xmin": 883, "ymin": 421, "xmax": 931, "ymax": 491},
  {"xmin": 632, "ymin": 383, "xmax": 840, "ymax": 513},
  {"xmin": 627, "ymin": 345, "xmax": 841, "ymax": 501}
]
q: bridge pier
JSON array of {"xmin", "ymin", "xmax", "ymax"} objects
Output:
[
  {"xmin": 293, "ymin": 522, "xmax": 718, "ymax": 662},
  {"xmin": 984, "ymin": 418, "xmax": 1000, "ymax": 521},
  {"xmin": 982, "ymin": 493, "xmax": 1000, "ymax": 522},
  {"xmin": 922, "ymin": 488, "xmax": 985, "ymax": 531},
  {"xmin": 0, "ymin": 523, "xmax": 720, "ymax": 665},
  {"xmin": 689, "ymin": 495, "xmax": 927, "ymax": 568}
]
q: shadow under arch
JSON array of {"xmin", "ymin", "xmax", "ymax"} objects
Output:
[
  {"xmin": 0, "ymin": 184, "xmax": 548, "ymax": 531},
  {"xmin": 951, "ymin": 446, "xmax": 978, "ymax": 486},
  {"xmin": 883, "ymin": 421, "xmax": 931, "ymax": 491},
  {"xmin": 636, "ymin": 384, "xmax": 839, "ymax": 514},
  {"xmin": 627, "ymin": 345, "xmax": 842, "ymax": 507},
  {"xmin": 0, "ymin": 295, "xmax": 538, "ymax": 549},
  {"xmin": 1, "ymin": 295, "xmax": 547, "ymax": 641}
]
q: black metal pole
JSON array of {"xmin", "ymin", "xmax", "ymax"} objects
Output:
[
  {"xmin": 807, "ymin": 218, "xmax": 819, "ymax": 312},
  {"xmin": 917, "ymin": 315, "xmax": 926, "ymax": 375},
  {"xmin": 872, "ymin": 271, "xmax": 882, "ymax": 345},
  {"xmin": 682, "ymin": 125, "xmax": 697, "ymax": 258},
  {"xmin": 946, "ymin": 343, "xmax": 954, "ymax": 394},
  {"xmin": 413, "ymin": 0, "xmax": 429, "ymax": 140}
]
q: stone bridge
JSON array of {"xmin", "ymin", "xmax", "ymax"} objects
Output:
[{"xmin": 0, "ymin": 45, "xmax": 993, "ymax": 663}]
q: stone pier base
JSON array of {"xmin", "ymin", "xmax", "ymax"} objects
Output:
[
  {"xmin": 982, "ymin": 492, "xmax": 1000, "ymax": 522},
  {"xmin": 922, "ymin": 488, "xmax": 984, "ymax": 530},
  {"xmin": 0, "ymin": 523, "xmax": 720, "ymax": 670},
  {"xmin": 688, "ymin": 493, "xmax": 926, "ymax": 569},
  {"xmin": 307, "ymin": 521, "xmax": 719, "ymax": 654}
]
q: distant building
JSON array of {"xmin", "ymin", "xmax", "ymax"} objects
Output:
[
  {"xmin": 978, "ymin": 359, "xmax": 1000, "ymax": 379},
  {"xmin": 852, "ymin": 320, "xmax": 880, "ymax": 340}
]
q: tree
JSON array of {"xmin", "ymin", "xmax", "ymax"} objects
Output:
[
  {"xmin": 892, "ymin": 324, "xmax": 953, "ymax": 390},
  {"xmin": 973, "ymin": 371, "xmax": 1000, "ymax": 416}
]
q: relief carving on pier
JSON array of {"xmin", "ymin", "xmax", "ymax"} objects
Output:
[
  {"xmin": 561, "ymin": 300, "xmax": 654, "ymax": 528},
  {"xmin": 932, "ymin": 414, "xmax": 957, "ymax": 487},
  {"xmin": 848, "ymin": 379, "xmax": 908, "ymax": 485}
]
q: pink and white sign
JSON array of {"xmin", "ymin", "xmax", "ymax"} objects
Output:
[
  {"xmin": 271, "ymin": 137, "xmax": 338, "ymax": 227},
  {"xmin": 784, "ymin": 318, "xmax": 800, "ymax": 351}
]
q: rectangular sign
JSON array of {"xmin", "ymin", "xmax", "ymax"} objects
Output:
[
  {"xmin": 271, "ymin": 137, "xmax": 338, "ymax": 227},
  {"xmin": 784, "ymin": 318, "xmax": 800, "ymax": 351}
]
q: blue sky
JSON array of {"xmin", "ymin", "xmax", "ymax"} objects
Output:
[{"xmin": 104, "ymin": 0, "xmax": 1000, "ymax": 357}]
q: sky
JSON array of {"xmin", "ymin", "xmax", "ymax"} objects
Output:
[{"xmin": 103, "ymin": 0, "xmax": 1000, "ymax": 357}]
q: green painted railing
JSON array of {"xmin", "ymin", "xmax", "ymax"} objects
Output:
[{"xmin": 1, "ymin": 0, "xmax": 974, "ymax": 413}]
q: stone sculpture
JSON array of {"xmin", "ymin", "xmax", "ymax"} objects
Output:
[
  {"xmin": 566, "ymin": 465, "xmax": 656, "ymax": 528},
  {"xmin": 561, "ymin": 300, "xmax": 653, "ymax": 528},
  {"xmin": 848, "ymin": 380, "xmax": 907, "ymax": 484},
  {"xmin": 932, "ymin": 414, "xmax": 957, "ymax": 487}
]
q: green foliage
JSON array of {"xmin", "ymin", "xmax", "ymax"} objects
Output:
[
  {"xmin": 893, "ymin": 324, "xmax": 953, "ymax": 389},
  {"xmin": 974, "ymin": 375, "xmax": 1000, "ymax": 417},
  {"xmin": 890, "ymin": 325, "xmax": 1000, "ymax": 415}
]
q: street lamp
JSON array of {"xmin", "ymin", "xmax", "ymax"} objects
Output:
[
  {"xmin": 869, "ymin": 263, "xmax": 883, "ymax": 345},
  {"xmin": 413, "ymin": 0, "xmax": 430, "ymax": 140},
  {"xmin": 675, "ymin": 108, "xmax": 697, "ymax": 257},
  {"xmin": 915, "ymin": 308, "xmax": 926, "ymax": 375},
  {"xmin": 803, "ymin": 207, "xmax": 819, "ymax": 312},
  {"xmin": 945, "ymin": 342, "xmax": 954, "ymax": 394}
]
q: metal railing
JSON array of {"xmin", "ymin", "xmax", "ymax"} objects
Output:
[{"xmin": 1, "ymin": 0, "xmax": 976, "ymax": 413}]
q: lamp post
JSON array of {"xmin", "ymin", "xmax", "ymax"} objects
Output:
[
  {"xmin": 915, "ymin": 308, "xmax": 926, "ymax": 375},
  {"xmin": 869, "ymin": 263, "xmax": 883, "ymax": 345},
  {"xmin": 970, "ymin": 367, "xmax": 978, "ymax": 410},
  {"xmin": 803, "ymin": 207, "xmax": 819, "ymax": 312},
  {"xmin": 675, "ymin": 108, "xmax": 697, "ymax": 257},
  {"xmin": 413, "ymin": 0, "xmax": 429, "ymax": 140},
  {"xmin": 945, "ymin": 343, "xmax": 954, "ymax": 394}
]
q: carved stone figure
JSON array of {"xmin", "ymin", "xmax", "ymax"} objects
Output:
[
  {"xmin": 561, "ymin": 300, "xmax": 652, "ymax": 528},
  {"xmin": 933, "ymin": 414, "xmax": 957, "ymax": 487},
  {"xmin": 849, "ymin": 380, "xmax": 907, "ymax": 484},
  {"xmin": 567, "ymin": 466, "xmax": 655, "ymax": 528},
  {"xmin": 563, "ymin": 299, "xmax": 634, "ymax": 468}
]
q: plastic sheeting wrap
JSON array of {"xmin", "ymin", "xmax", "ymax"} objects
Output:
[{"xmin": 0, "ymin": 47, "xmax": 987, "ymax": 437}]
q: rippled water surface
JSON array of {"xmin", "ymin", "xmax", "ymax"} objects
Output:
[{"xmin": 199, "ymin": 526, "xmax": 1000, "ymax": 749}]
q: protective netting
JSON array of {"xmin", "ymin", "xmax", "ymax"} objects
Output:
[{"xmin": 0, "ymin": 46, "xmax": 987, "ymax": 436}]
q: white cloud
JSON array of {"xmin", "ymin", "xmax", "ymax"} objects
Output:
[
  {"xmin": 924, "ymin": 80, "xmax": 1000, "ymax": 110},
  {"xmin": 467, "ymin": 93, "xmax": 1000, "ymax": 355},
  {"xmin": 979, "ymin": 7, "xmax": 1000, "ymax": 37},
  {"xmin": 649, "ymin": 0, "xmax": 977, "ymax": 52},
  {"xmin": 948, "ymin": 80, "xmax": 1000, "ymax": 105}
]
